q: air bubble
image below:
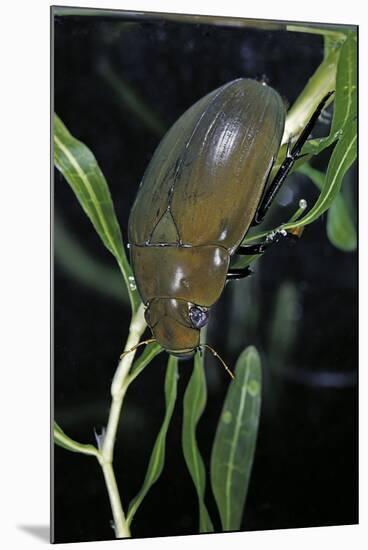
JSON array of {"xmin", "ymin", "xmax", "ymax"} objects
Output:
[{"xmin": 128, "ymin": 276, "xmax": 136, "ymax": 290}]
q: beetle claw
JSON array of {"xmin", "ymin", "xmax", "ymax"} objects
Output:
[{"xmin": 266, "ymin": 228, "xmax": 287, "ymax": 243}]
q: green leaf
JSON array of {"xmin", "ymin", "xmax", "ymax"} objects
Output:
[
  {"xmin": 54, "ymin": 114, "xmax": 123, "ymax": 260},
  {"xmin": 285, "ymin": 31, "xmax": 356, "ymax": 162},
  {"xmin": 324, "ymin": 31, "xmax": 346, "ymax": 58},
  {"xmin": 301, "ymin": 130, "xmax": 341, "ymax": 158},
  {"xmin": 126, "ymin": 356, "xmax": 178, "ymax": 526},
  {"xmin": 283, "ymin": 48, "xmax": 338, "ymax": 147},
  {"xmin": 55, "ymin": 214, "xmax": 129, "ymax": 303},
  {"xmin": 327, "ymin": 192, "xmax": 357, "ymax": 252},
  {"xmin": 98, "ymin": 61, "xmax": 167, "ymax": 137},
  {"xmin": 127, "ymin": 343, "xmax": 163, "ymax": 385},
  {"xmin": 182, "ymin": 353, "xmax": 214, "ymax": 533},
  {"xmin": 53, "ymin": 114, "xmax": 140, "ymax": 313},
  {"xmin": 297, "ymin": 163, "xmax": 356, "ymax": 251},
  {"xmin": 330, "ymin": 33, "xmax": 357, "ymax": 135},
  {"xmin": 210, "ymin": 346, "xmax": 262, "ymax": 531},
  {"xmin": 284, "ymin": 119, "xmax": 356, "ymax": 231},
  {"xmin": 300, "ymin": 32, "xmax": 356, "ymax": 159},
  {"xmin": 268, "ymin": 282, "xmax": 299, "ymax": 361},
  {"xmin": 54, "ymin": 422, "xmax": 99, "ymax": 457},
  {"xmin": 237, "ymin": 32, "xmax": 357, "ymax": 261}
]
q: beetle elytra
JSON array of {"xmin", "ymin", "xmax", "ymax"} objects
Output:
[{"xmin": 127, "ymin": 78, "xmax": 332, "ymax": 367}]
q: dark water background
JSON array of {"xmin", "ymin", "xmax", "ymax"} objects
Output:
[{"xmin": 52, "ymin": 8, "xmax": 358, "ymax": 544}]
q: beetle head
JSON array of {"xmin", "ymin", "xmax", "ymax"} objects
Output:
[{"xmin": 145, "ymin": 298, "xmax": 210, "ymax": 357}]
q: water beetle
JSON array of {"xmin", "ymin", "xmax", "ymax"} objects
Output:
[{"xmin": 128, "ymin": 78, "xmax": 332, "ymax": 364}]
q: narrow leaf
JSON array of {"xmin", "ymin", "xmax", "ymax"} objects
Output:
[
  {"xmin": 54, "ymin": 115, "xmax": 123, "ymax": 259},
  {"xmin": 127, "ymin": 343, "xmax": 163, "ymax": 385},
  {"xmin": 53, "ymin": 114, "xmax": 140, "ymax": 312},
  {"xmin": 330, "ymin": 33, "xmax": 357, "ymax": 135},
  {"xmin": 301, "ymin": 130, "xmax": 341, "ymax": 157},
  {"xmin": 268, "ymin": 282, "xmax": 299, "ymax": 361},
  {"xmin": 284, "ymin": 119, "xmax": 356, "ymax": 230},
  {"xmin": 126, "ymin": 356, "xmax": 178, "ymax": 526},
  {"xmin": 210, "ymin": 346, "xmax": 262, "ymax": 531},
  {"xmin": 54, "ymin": 422, "xmax": 99, "ymax": 457},
  {"xmin": 283, "ymin": 48, "xmax": 338, "ymax": 145},
  {"xmin": 239, "ymin": 31, "xmax": 356, "ymax": 254},
  {"xmin": 324, "ymin": 32, "xmax": 346, "ymax": 58},
  {"xmin": 297, "ymin": 163, "xmax": 356, "ymax": 251},
  {"xmin": 98, "ymin": 61, "xmax": 167, "ymax": 137},
  {"xmin": 182, "ymin": 353, "xmax": 214, "ymax": 533},
  {"xmin": 301, "ymin": 32, "xmax": 356, "ymax": 158},
  {"xmin": 55, "ymin": 214, "xmax": 129, "ymax": 303},
  {"xmin": 327, "ymin": 193, "xmax": 357, "ymax": 251}
]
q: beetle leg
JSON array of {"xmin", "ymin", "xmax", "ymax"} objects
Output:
[
  {"xmin": 236, "ymin": 242, "xmax": 270, "ymax": 255},
  {"xmin": 227, "ymin": 266, "xmax": 254, "ymax": 280},
  {"xmin": 236, "ymin": 228, "xmax": 288, "ymax": 255},
  {"xmin": 252, "ymin": 90, "xmax": 334, "ymax": 225},
  {"xmin": 230, "ymin": 227, "xmax": 298, "ymax": 278}
]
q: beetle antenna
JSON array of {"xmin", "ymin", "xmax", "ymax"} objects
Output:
[
  {"xmin": 119, "ymin": 338, "xmax": 156, "ymax": 359},
  {"xmin": 200, "ymin": 344, "xmax": 235, "ymax": 380}
]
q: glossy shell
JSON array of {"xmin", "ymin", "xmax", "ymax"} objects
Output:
[
  {"xmin": 128, "ymin": 78, "xmax": 285, "ymax": 352},
  {"xmin": 129, "ymin": 78, "xmax": 285, "ymax": 250}
]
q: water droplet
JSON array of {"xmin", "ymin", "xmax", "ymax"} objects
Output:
[
  {"xmin": 222, "ymin": 411, "xmax": 232, "ymax": 424},
  {"xmin": 128, "ymin": 276, "xmax": 136, "ymax": 291},
  {"xmin": 299, "ymin": 199, "xmax": 307, "ymax": 209}
]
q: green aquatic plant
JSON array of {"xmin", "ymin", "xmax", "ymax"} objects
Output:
[{"xmin": 53, "ymin": 24, "xmax": 356, "ymax": 539}]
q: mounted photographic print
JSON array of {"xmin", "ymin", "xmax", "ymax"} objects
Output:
[{"xmin": 51, "ymin": 6, "xmax": 358, "ymax": 544}]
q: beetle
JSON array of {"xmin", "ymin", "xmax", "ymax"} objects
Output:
[{"xmin": 128, "ymin": 78, "xmax": 332, "ymax": 366}]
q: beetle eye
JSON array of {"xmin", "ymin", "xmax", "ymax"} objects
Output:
[{"xmin": 189, "ymin": 306, "xmax": 209, "ymax": 329}]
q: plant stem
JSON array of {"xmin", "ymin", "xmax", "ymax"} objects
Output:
[
  {"xmin": 283, "ymin": 48, "xmax": 339, "ymax": 144},
  {"xmin": 286, "ymin": 25, "xmax": 346, "ymax": 39},
  {"xmin": 97, "ymin": 303, "xmax": 146, "ymax": 538},
  {"xmin": 103, "ymin": 303, "xmax": 146, "ymax": 461},
  {"xmin": 99, "ymin": 459, "xmax": 131, "ymax": 538}
]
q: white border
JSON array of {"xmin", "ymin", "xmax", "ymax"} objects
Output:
[{"xmin": 1, "ymin": 1, "xmax": 365, "ymax": 548}]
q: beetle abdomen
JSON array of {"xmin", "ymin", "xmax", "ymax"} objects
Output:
[{"xmin": 129, "ymin": 78, "xmax": 285, "ymax": 251}]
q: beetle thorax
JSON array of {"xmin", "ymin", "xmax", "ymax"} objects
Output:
[{"xmin": 131, "ymin": 244, "xmax": 230, "ymax": 307}]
